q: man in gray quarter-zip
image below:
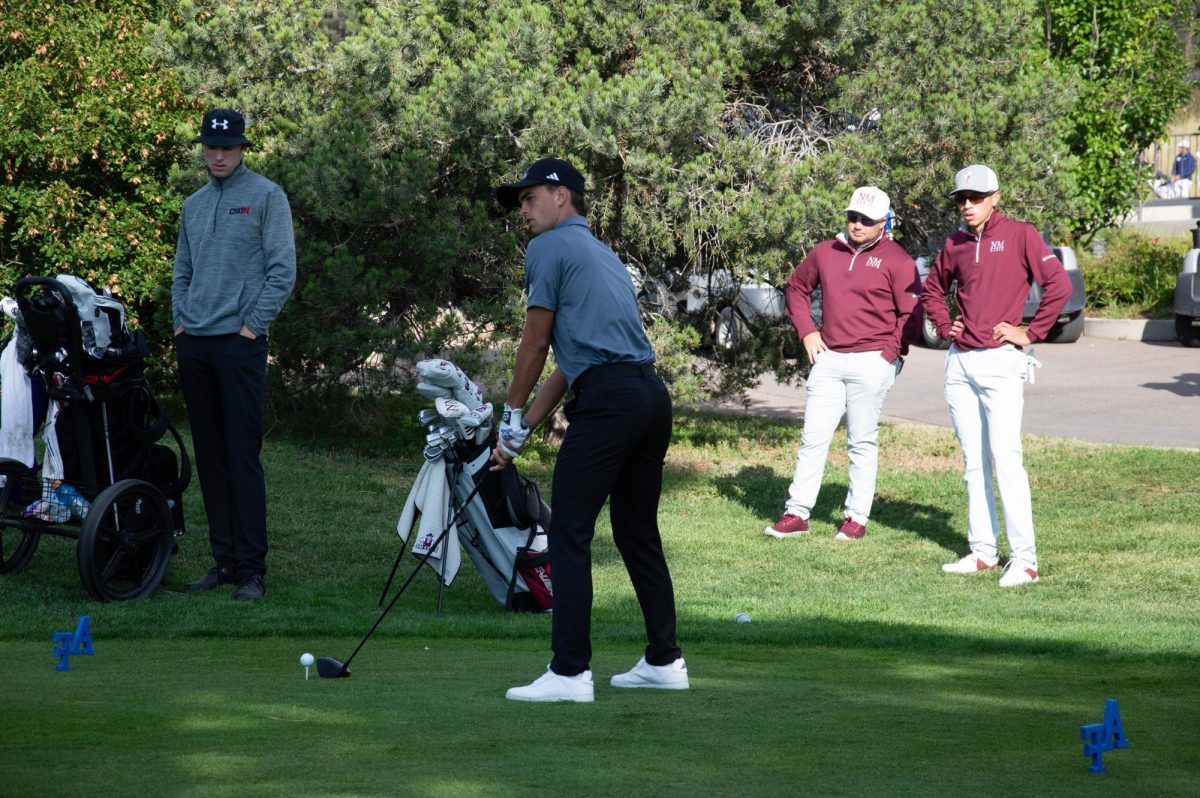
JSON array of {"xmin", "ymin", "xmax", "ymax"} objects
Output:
[
  {"xmin": 172, "ymin": 108, "xmax": 296, "ymax": 601},
  {"xmin": 766, "ymin": 186, "xmax": 920, "ymax": 543},
  {"xmin": 923, "ymin": 164, "xmax": 1069, "ymax": 588}
]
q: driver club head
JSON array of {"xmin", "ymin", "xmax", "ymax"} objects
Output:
[{"xmin": 316, "ymin": 656, "xmax": 351, "ymax": 678}]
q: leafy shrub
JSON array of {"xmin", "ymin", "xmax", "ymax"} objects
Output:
[
  {"xmin": 0, "ymin": 0, "xmax": 197, "ymax": 386},
  {"xmin": 1078, "ymin": 231, "xmax": 1189, "ymax": 316}
]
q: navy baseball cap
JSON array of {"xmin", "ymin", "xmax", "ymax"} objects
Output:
[
  {"xmin": 495, "ymin": 157, "xmax": 586, "ymax": 208},
  {"xmin": 194, "ymin": 108, "xmax": 252, "ymax": 147}
]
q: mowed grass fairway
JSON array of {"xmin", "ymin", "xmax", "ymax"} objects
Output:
[{"xmin": 1, "ymin": 412, "xmax": 1197, "ymax": 797}]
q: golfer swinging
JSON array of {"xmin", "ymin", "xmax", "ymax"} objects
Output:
[{"xmin": 492, "ymin": 157, "xmax": 687, "ymax": 702}]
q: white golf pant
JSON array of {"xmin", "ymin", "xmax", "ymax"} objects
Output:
[
  {"xmin": 943, "ymin": 345, "xmax": 1037, "ymax": 566},
  {"xmin": 1173, "ymin": 178, "xmax": 1192, "ymax": 199},
  {"xmin": 785, "ymin": 350, "xmax": 898, "ymax": 524}
]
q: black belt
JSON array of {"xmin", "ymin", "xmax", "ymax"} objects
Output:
[{"xmin": 572, "ymin": 362, "xmax": 657, "ymax": 392}]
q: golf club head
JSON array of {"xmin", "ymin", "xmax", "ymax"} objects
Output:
[
  {"xmin": 417, "ymin": 408, "xmax": 440, "ymax": 426},
  {"xmin": 316, "ymin": 656, "xmax": 351, "ymax": 678}
]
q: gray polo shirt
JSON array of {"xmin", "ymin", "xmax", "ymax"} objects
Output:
[{"xmin": 525, "ymin": 216, "xmax": 654, "ymax": 386}]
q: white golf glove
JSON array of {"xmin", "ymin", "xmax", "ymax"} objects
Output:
[{"xmin": 498, "ymin": 404, "xmax": 530, "ymax": 458}]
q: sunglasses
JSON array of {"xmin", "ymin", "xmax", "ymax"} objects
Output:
[
  {"xmin": 954, "ymin": 191, "xmax": 995, "ymax": 206},
  {"xmin": 845, "ymin": 212, "xmax": 881, "ymax": 226}
]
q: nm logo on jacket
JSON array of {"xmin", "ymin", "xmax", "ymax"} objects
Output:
[{"xmin": 990, "ymin": 240, "xmax": 1006, "ymax": 253}]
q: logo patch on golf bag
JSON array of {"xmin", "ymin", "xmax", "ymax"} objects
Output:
[{"xmin": 515, "ymin": 547, "xmax": 553, "ymax": 612}]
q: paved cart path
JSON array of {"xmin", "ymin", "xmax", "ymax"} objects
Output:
[{"xmin": 718, "ymin": 337, "xmax": 1200, "ymax": 450}]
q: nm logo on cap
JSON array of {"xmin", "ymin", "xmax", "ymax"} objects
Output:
[{"xmin": 854, "ymin": 190, "xmax": 882, "ymax": 208}]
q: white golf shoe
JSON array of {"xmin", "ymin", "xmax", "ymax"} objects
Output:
[
  {"xmin": 610, "ymin": 657, "xmax": 690, "ymax": 690},
  {"xmin": 999, "ymin": 559, "xmax": 1039, "ymax": 588},
  {"xmin": 506, "ymin": 667, "xmax": 594, "ymax": 702},
  {"xmin": 941, "ymin": 553, "xmax": 1000, "ymax": 574}
]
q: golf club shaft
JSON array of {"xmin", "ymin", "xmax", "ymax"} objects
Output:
[{"xmin": 343, "ymin": 475, "xmax": 487, "ymax": 673}]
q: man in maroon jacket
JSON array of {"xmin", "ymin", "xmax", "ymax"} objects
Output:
[
  {"xmin": 923, "ymin": 164, "xmax": 1071, "ymax": 587},
  {"xmin": 765, "ymin": 186, "xmax": 921, "ymax": 541}
]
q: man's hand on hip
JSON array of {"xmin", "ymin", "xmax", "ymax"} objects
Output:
[
  {"xmin": 802, "ymin": 331, "xmax": 827, "ymax": 363},
  {"xmin": 992, "ymin": 322, "xmax": 1030, "ymax": 347}
]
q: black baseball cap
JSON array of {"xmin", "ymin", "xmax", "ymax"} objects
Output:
[
  {"xmin": 194, "ymin": 108, "xmax": 252, "ymax": 147},
  {"xmin": 495, "ymin": 157, "xmax": 586, "ymax": 208}
]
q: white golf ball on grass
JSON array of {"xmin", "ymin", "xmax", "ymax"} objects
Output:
[{"xmin": 300, "ymin": 652, "xmax": 315, "ymax": 667}]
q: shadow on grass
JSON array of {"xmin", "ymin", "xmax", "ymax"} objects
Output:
[
  {"xmin": 871, "ymin": 494, "xmax": 960, "ymax": 551},
  {"xmin": 5, "ymin": 634, "xmax": 1198, "ymax": 797},
  {"xmin": 598, "ymin": 592, "xmax": 1200, "ymax": 667},
  {"xmin": 712, "ymin": 466, "xmax": 960, "ymax": 550}
]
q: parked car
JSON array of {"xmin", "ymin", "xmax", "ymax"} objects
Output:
[
  {"xmin": 1173, "ymin": 226, "xmax": 1200, "ymax": 348},
  {"xmin": 682, "ymin": 270, "xmax": 819, "ymax": 352},
  {"xmin": 914, "ymin": 246, "xmax": 1086, "ymax": 349}
]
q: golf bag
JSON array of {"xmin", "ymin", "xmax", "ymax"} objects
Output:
[
  {"xmin": 394, "ymin": 359, "xmax": 553, "ymax": 612},
  {"xmin": 10, "ymin": 275, "xmax": 190, "ymax": 530}
]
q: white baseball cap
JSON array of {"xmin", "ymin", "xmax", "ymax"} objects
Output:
[
  {"xmin": 1179, "ymin": 140, "xmax": 1191, "ymax": 149},
  {"xmin": 844, "ymin": 186, "xmax": 890, "ymax": 221},
  {"xmin": 948, "ymin": 164, "xmax": 1000, "ymax": 197}
]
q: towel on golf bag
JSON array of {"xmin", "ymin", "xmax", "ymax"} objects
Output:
[
  {"xmin": 41, "ymin": 401, "xmax": 65, "ymax": 481},
  {"xmin": 0, "ymin": 334, "xmax": 36, "ymax": 467},
  {"xmin": 395, "ymin": 457, "xmax": 462, "ymax": 584}
]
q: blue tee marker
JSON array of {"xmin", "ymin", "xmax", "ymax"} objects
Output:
[
  {"xmin": 53, "ymin": 616, "xmax": 95, "ymax": 672},
  {"xmin": 1080, "ymin": 699, "xmax": 1129, "ymax": 774}
]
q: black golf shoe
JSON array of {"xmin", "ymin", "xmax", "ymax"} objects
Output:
[
  {"xmin": 187, "ymin": 566, "xmax": 236, "ymax": 592},
  {"xmin": 232, "ymin": 574, "xmax": 267, "ymax": 601}
]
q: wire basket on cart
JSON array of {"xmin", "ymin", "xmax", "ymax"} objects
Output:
[{"xmin": 0, "ymin": 276, "xmax": 189, "ymax": 601}]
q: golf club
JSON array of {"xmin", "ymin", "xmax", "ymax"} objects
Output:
[{"xmin": 322, "ymin": 476, "xmax": 488, "ymax": 679}]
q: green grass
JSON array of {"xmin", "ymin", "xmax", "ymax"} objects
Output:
[{"xmin": 2, "ymin": 412, "xmax": 1198, "ymax": 796}]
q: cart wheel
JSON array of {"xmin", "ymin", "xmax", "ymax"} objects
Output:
[
  {"xmin": 77, "ymin": 479, "xmax": 173, "ymax": 601},
  {"xmin": 0, "ymin": 458, "xmax": 40, "ymax": 574}
]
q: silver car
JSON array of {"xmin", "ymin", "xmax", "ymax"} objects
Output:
[{"xmin": 915, "ymin": 246, "xmax": 1086, "ymax": 349}]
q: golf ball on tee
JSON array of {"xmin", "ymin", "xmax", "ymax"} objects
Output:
[{"xmin": 300, "ymin": 652, "xmax": 315, "ymax": 667}]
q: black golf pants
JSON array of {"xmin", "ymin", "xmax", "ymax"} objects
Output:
[
  {"xmin": 549, "ymin": 364, "xmax": 681, "ymax": 676},
  {"xmin": 176, "ymin": 332, "xmax": 269, "ymax": 579}
]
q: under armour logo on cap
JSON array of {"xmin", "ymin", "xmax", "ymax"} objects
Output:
[{"xmin": 195, "ymin": 108, "xmax": 252, "ymax": 147}]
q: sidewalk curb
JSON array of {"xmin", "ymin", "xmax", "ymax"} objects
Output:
[{"xmin": 1083, "ymin": 318, "xmax": 1176, "ymax": 342}]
